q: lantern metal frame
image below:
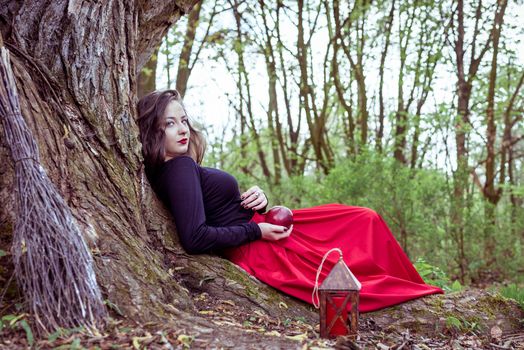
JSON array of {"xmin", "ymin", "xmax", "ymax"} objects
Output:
[
  {"xmin": 319, "ymin": 289, "xmax": 359, "ymax": 338},
  {"xmin": 318, "ymin": 256, "xmax": 361, "ymax": 338}
]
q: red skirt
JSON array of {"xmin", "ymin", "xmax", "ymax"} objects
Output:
[{"xmin": 224, "ymin": 203, "xmax": 443, "ymax": 312}]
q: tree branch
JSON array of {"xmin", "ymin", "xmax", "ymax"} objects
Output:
[{"xmin": 136, "ymin": 0, "xmax": 200, "ymax": 70}]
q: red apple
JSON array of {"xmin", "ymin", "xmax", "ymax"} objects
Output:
[{"xmin": 265, "ymin": 206, "xmax": 294, "ymax": 229}]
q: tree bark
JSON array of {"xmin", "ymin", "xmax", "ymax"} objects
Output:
[
  {"xmin": 0, "ymin": 0, "xmax": 314, "ymax": 327},
  {"xmin": 376, "ymin": 0, "xmax": 395, "ymax": 153},
  {"xmin": 230, "ymin": 0, "xmax": 271, "ymax": 180},
  {"xmin": 275, "ymin": 3, "xmax": 302, "ymax": 176},
  {"xmin": 175, "ymin": 1, "xmax": 203, "ymax": 98},
  {"xmin": 482, "ymin": 0, "xmax": 507, "ymax": 266},
  {"xmin": 138, "ymin": 47, "xmax": 158, "ymax": 98}
]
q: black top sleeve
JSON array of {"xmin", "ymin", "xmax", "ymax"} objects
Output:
[{"xmin": 160, "ymin": 157, "xmax": 262, "ymax": 254}]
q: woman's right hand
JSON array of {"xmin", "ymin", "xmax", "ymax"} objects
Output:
[{"xmin": 258, "ymin": 223, "xmax": 293, "ymax": 241}]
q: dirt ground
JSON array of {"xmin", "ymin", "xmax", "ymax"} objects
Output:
[{"xmin": 1, "ymin": 288, "xmax": 523, "ymax": 349}]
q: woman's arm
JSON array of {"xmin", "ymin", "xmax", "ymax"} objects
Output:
[{"xmin": 160, "ymin": 157, "xmax": 261, "ymax": 254}]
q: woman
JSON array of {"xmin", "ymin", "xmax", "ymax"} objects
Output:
[{"xmin": 137, "ymin": 89, "xmax": 442, "ymax": 312}]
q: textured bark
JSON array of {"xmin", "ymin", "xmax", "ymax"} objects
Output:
[
  {"xmin": 258, "ymin": 0, "xmax": 282, "ymax": 184},
  {"xmin": 376, "ymin": 0, "xmax": 395, "ymax": 154},
  {"xmin": 331, "ymin": 0, "xmax": 356, "ymax": 157},
  {"xmin": 482, "ymin": 0, "xmax": 508, "ymax": 267},
  {"xmin": 175, "ymin": 1, "xmax": 202, "ymax": 98},
  {"xmin": 275, "ymin": 4, "xmax": 302, "ymax": 176},
  {"xmin": 297, "ymin": 0, "xmax": 334, "ymax": 174},
  {"xmin": 138, "ymin": 47, "xmax": 158, "ymax": 99},
  {"xmin": 451, "ymin": 0, "xmax": 493, "ymax": 282},
  {"xmin": 0, "ymin": 0, "xmax": 314, "ymax": 326},
  {"xmin": 231, "ymin": 0, "xmax": 271, "ymax": 180}
]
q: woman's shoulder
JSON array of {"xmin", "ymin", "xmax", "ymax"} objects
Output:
[
  {"xmin": 162, "ymin": 155, "xmax": 199, "ymax": 171},
  {"xmin": 157, "ymin": 156, "xmax": 201, "ymax": 181}
]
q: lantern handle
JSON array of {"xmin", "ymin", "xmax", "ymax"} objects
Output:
[{"xmin": 312, "ymin": 247, "xmax": 343, "ymax": 309}]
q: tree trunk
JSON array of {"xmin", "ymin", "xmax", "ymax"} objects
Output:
[
  {"xmin": 175, "ymin": 1, "xmax": 203, "ymax": 98},
  {"xmin": 482, "ymin": 0, "xmax": 507, "ymax": 266},
  {"xmin": 452, "ymin": 0, "xmax": 471, "ymax": 283},
  {"xmin": 138, "ymin": 47, "xmax": 158, "ymax": 98},
  {"xmin": 376, "ymin": 0, "xmax": 395, "ymax": 153},
  {"xmin": 0, "ymin": 0, "xmax": 314, "ymax": 328}
]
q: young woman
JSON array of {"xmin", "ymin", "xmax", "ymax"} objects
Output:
[{"xmin": 137, "ymin": 89, "xmax": 442, "ymax": 312}]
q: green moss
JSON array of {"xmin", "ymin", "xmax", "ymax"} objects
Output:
[
  {"xmin": 476, "ymin": 293, "xmax": 510, "ymax": 319},
  {"xmin": 424, "ymin": 296, "xmax": 444, "ymax": 315},
  {"xmin": 443, "ymin": 313, "xmax": 482, "ymax": 333},
  {"xmin": 223, "ymin": 263, "xmax": 261, "ymax": 300}
]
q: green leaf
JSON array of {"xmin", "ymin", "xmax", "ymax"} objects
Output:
[
  {"xmin": 1, "ymin": 314, "xmax": 16, "ymax": 322},
  {"xmin": 446, "ymin": 316, "xmax": 462, "ymax": 330},
  {"xmin": 0, "ymin": 249, "xmax": 7, "ymax": 257},
  {"xmin": 450, "ymin": 280, "xmax": 463, "ymax": 292},
  {"xmin": 71, "ymin": 338, "xmax": 81, "ymax": 349},
  {"xmin": 132, "ymin": 337, "xmax": 141, "ymax": 349},
  {"xmin": 104, "ymin": 299, "xmax": 124, "ymax": 316},
  {"xmin": 6, "ymin": 314, "xmax": 25, "ymax": 327},
  {"xmin": 54, "ymin": 338, "xmax": 82, "ymax": 350},
  {"xmin": 18, "ymin": 320, "xmax": 34, "ymax": 347},
  {"xmin": 48, "ymin": 328, "xmax": 64, "ymax": 342},
  {"xmin": 177, "ymin": 334, "xmax": 193, "ymax": 348}
]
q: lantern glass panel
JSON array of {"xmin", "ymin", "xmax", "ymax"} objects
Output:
[{"xmin": 326, "ymin": 291, "xmax": 350, "ymax": 336}]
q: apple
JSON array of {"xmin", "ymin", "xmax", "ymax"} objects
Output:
[{"xmin": 265, "ymin": 206, "xmax": 294, "ymax": 229}]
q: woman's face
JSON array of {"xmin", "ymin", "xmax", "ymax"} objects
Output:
[{"xmin": 163, "ymin": 100, "xmax": 190, "ymax": 161}]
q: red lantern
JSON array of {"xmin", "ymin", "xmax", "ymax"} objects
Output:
[{"xmin": 313, "ymin": 249, "xmax": 361, "ymax": 338}]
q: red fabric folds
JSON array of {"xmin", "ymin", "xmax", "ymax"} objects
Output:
[{"xmin": 224, "ymin": 203, "xmax": 443, "ymax": 312}]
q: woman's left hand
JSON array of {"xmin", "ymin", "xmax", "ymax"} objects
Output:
[{"xmin": 240, "ymin": 186, "xmax": 267, "ymax": 211}]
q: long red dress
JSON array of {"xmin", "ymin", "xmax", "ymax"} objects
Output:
[{"xmin": 225, "ymin": 203, "xmax": 443, "ymax": 312}]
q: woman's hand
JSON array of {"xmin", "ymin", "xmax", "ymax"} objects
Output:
[
  {"xmin": 258, "ymin": 223, "xmax": 293, "ymax": 241},
  {"xmin": 240, "ymin": 185, "xmax": 268, "ymax": 211}
]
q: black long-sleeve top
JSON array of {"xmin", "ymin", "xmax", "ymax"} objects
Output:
[{"xmin": 148, "ymin": 156, "xmax": 264, "ymax": 254}]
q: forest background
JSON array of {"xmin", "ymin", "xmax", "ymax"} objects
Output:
[
  {"xmin": 0, "ymin": 0, "xmax": 522, "ymax": 347},
  {"xmin": 141, "ymin": 0, "xmax": 524, "ymax": 288}
]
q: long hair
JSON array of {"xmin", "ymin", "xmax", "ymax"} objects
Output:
[{"xmin": 137, "ymin": 90, "xmax": 206, "ymax": 175}]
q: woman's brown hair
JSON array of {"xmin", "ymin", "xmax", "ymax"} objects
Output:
[{"xmin": 137, "ymin": 90, "xmax": 206, "ymax": 173}]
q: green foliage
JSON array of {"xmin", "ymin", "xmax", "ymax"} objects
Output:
[
  {"xmin": 0, "ymin": 314, "xmax": 34, "ymax": 346},
  {"xmin": 211, "ymin": 138, "xmax": 524, "ymax": 284},
  {"xmin": 53, "ymin": 338, "xmax": 84, "ymax": 350},
  {"xmin": 414, "ymin": 258, "xmax": 462, "ymax": 292},
  {"xmin": 445, "ymin": 315, "xmax": 462, "ymax": 330},
  {"xmin": 0, "ymin": 249, "xmax": 7, "ymax": 257},
  {"xmin": 321, "ymin": 150, "xmax": 455, "ymax": 269},
  {"xmin": 499, "ymin": 284, "xmax": 524, "ymax": 309},
  {"xmin": 48, "ymin": 326, "xmax": 85, "ymax": 342},
  {"xmin": 445, "ymin": 315, "xmax": 480, "ymax": 334}
]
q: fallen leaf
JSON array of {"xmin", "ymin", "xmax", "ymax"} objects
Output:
[
  {"xmin": 177, "ymin": 334, "xmax": 193, "ymax": 348},
  {"xmin": 265, "ymin": 330, "xmax": 281, "ymax": 337},
  {"xmin": 286, "ymin": 332, "xmax": 308, "ymax": 341},
  {"xmin": 377, "ymin": 343, "xmax": 389, "ymax": 350},
  {"xmin": 279, "ymin": 302, "xmax": 288, "ymax": 309},
  {"xmin": 254, "ymin": 310, "xmax": 266, "ymax": 317},
  {"xmin": 198, "ymin": 310, "xmax": 214, "ymax": 315},
  {"xmin": 199, "ymin": 276, "xmax": 216, "ymax": 286},
  {"xmin": 132, "ymin": 337, "xmax": 140, "ymax": 349},
  {"xmin": 490, "ymin": 325, "xmax": 503, "ymax": 341}
]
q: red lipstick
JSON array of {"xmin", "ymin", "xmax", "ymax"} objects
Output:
[{"xmin": 178, "ymin": 138, "xmax": 188, "ymax": 144}]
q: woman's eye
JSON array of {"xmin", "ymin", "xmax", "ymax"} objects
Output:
[
  {"xmin": 166, "ymin": 121, "xmax": 174, "ymax": 127},
  {"xmin": 182, "ymin": 119, "xmax": 188, "ymax": 124}
]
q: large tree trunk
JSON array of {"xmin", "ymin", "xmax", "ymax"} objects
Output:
[{"xmin": 0, "ymin": 0, "xmax": 314, "ymax": 328}]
